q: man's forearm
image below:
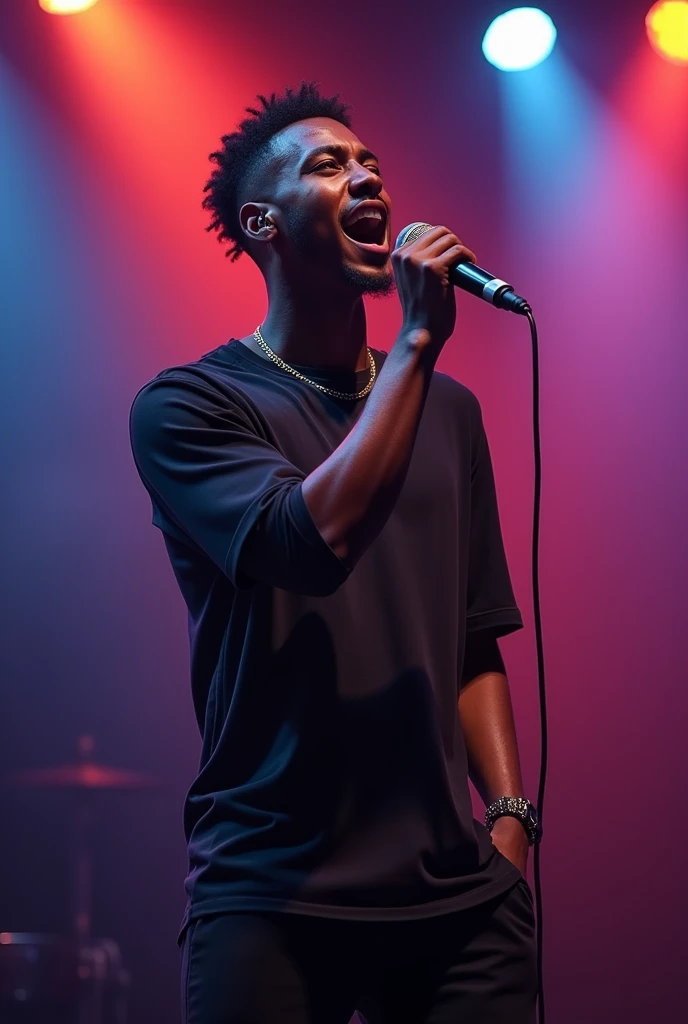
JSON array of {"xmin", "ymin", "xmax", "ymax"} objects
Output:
[
  {"xmin": 458, "ymin": 669, "xmax": 525, "ymax": 807},
  {"xmin": 302, "ymin": 329, "xmax": 436, "ymax": 569}
]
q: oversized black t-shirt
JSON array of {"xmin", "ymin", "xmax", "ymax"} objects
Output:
[{"xmin": 129, "ymin": 338, "xmax": 524, "ymax": 933}]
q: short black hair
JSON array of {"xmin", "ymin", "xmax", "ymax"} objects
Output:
[{"xmin": 202, "ymin": 82, "xmax": 352, "ymax": 262}]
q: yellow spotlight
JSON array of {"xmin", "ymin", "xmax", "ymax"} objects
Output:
[
  {"xmin": 39, "ymin": 0, "xmax": 100, "ymax": 14},
  {"xmin": 646, "ymin": 1, "xmax": 688, "ymax": 65}
]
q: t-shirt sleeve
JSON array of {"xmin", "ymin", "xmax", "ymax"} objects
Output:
[
  {"xmin": 466, "ymin": 401, "xmax": 523, "ymax": 638},
  {"xmin": 129, "ymin": 375, "xmax": 352, "ymax": 596}
]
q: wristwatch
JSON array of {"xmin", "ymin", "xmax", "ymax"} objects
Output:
[{"xmin": 485, "ymin": 796, "xmax": 543, "ymax": 846}]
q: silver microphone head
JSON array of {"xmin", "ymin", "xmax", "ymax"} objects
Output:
[{"xmin": 394, "ymin": 222, "xmax": 434, "ymax": 250}]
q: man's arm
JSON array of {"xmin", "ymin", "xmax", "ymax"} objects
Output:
[{"xmin": 458, "ymin": 631, "xmax": 529, "ymax": 875}]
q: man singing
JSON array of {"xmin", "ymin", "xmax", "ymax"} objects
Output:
[{"xmin": 130, "ymin": 82, "xmax": 541, "ymax": 1024}]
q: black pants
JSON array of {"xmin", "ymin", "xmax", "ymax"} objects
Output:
[{"xmin": 181, "ymin": 878, "xmax": 537, "ymax": 1024}]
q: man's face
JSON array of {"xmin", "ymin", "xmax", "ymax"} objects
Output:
[{"xmin": 256, "ymin": 117, "xmax": 395, "ymax": 296}]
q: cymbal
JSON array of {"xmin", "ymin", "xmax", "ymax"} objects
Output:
[{"xmin": 7, "ymin": 761, "xmax": 158, "ymax": 790}]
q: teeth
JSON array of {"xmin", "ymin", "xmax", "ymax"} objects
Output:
[{"xmin": 346, "ymin": 207, "xmax": 384, "ymax": 226}]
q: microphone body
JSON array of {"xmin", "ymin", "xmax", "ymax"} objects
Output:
[{"xmin": 394, "ymin": 222, "xmax": 530, "ymax": 315}]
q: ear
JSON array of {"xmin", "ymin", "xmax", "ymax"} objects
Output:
[{"xmin": 240, "ymin": 203, "xmax": 277, "ymax": 244}]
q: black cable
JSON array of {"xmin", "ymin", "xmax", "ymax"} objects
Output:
[{"xmin": 523, "ymin": 306, "xmax": 548, "ymax": 1024}]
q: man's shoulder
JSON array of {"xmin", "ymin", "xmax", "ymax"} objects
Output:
[
  {"xmin": 130, "ymin": 342, "xmax": 250, "ymax": 413},
  {"xmin": 428, "ymin": 365, "xmax": 481, "ymax": 422},
  {"xmin": 373, "ymin": 348, "xmax": 478, "ymax": 415},
  {"xmin": 129, "ymin": 347, "xmax": 259, "ymax": 465}
]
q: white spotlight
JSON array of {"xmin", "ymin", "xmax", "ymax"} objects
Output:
[{"xmin": 482, "ymin": 8, "xmax": 557, "ymax": 71}]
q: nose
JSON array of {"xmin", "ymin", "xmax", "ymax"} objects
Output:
[{"xmin": 349, "ymin": 162, "xmax": 382, "ymax": 198}]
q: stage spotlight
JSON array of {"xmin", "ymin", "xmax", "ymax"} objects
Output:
[
  {"xmin": 646, "ymin": 1, "xmax": 688, "ymax": 65},
  {"xmin": 482, "ymin": 8, "xmax": 557, "ymax": 71},
  {"xmin": 39, "ymin": 0, "xmax": 99, "ymax": 14}
]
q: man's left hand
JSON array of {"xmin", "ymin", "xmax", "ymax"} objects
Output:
[{"xmin": 489, "ymin": 815, "xmax": 529, "ymax": 877}]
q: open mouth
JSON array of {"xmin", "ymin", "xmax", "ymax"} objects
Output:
[{"xmin": 341, "ymin": 203, "xmax": 389, "ymax": 251}]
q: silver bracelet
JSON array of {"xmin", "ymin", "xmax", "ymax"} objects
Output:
[{"xmin": 485, "ymin": 796, "xmax": 542, "ymax": 846}]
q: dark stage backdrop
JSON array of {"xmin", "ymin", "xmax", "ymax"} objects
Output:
[{"xmin": 1, "ymin": 1, "xmax": 686, "ymax": 1022}]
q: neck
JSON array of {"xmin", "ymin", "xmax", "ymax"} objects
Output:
[{"xmin": 257, "ymin": 276, "xmax": 369, "ymax": 373}]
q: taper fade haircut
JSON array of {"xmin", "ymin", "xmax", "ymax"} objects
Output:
[{"xmin": 202, "ymin": 82, "xmax": 352, "ymax": 262}]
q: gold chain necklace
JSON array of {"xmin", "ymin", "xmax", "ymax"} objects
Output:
[{"xmin": 252, "ymin": 325, "xmax": 377, "ymax": 400}]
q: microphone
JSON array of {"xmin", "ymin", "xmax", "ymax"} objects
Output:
[{"xmin": 394, "ymin": 222, "xmax": 530, "ymax": 315}]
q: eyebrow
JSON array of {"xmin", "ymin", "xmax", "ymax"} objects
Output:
[{"xmin": 300, "ymin": 143, "xmax": 380, "ymax": 169}]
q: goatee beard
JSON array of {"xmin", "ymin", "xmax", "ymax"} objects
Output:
[
  {"xmin": 283, "ymin": 208, "xmax": 397, "ymax": 298},
  {"xmin": 339, "ymin": 262, "xmax": 397, "ymax": 298}
]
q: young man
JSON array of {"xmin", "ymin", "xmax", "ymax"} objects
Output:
[{"xmin": 130, "ymin": 82, "xmax": 541, "ymax": 1024}]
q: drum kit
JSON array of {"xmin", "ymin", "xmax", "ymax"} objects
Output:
[{"xmin": 1, "ymin": 736, "xmax": 158, "ymax": 1023}]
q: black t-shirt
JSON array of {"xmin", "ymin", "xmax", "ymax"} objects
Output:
[{"xmin": 129, "ymin": 338, "xmax": 524, "ymax": 933}]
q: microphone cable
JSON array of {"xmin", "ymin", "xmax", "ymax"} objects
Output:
[{"xmin": 522, "ymin": 306, "xmax": 548, "ymax": 1024}]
